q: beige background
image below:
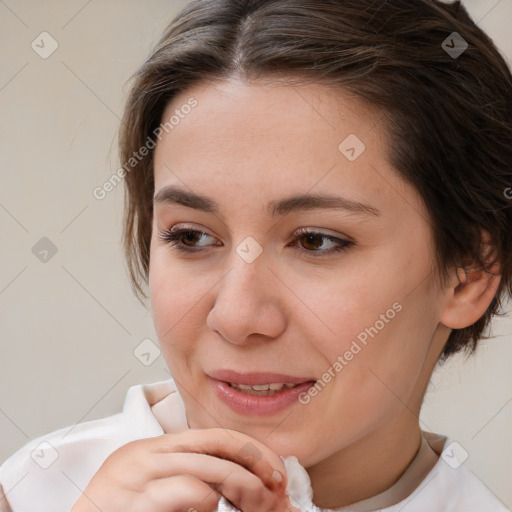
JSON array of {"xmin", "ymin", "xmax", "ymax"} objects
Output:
[{"xmin": 1, "ymin": 0, "xmax": 511, "ymax": 507}]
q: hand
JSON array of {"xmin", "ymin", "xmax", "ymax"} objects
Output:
[{"xmin": 71, "ymin": 427, "xmax": 299, "ymax": 512}]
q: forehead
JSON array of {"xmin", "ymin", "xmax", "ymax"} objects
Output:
[
  {"xmin": 153, "ymin": 78, "xmax": 428, "ymax": 224},
  {"xmin": 158, "ymin": 78, "xmax": 380, "ymax": 155}
]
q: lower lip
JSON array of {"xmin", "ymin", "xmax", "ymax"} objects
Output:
[{"xmin": 209, "ymin": 378, "xmax": 316, "ymax": 416}]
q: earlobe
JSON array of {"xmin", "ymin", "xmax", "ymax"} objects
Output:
[{"xmin": 440, "ymin": 261, "xmax": 501, "ymax": 330}]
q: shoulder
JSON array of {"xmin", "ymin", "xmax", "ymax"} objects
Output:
[
  {"xmin": 0, "ymin": 379, "xmax": 181, "ymax": 512},
  {"xmin": 389, "ymin": 432, "xmax": 510, "ymax": 512}
]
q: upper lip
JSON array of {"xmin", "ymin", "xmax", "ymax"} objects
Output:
[{"xmin": 208, "ymin": 369, "xmax": 316, "ymax": 386}]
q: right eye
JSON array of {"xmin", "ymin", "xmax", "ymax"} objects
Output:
[{"xmin": 158, "ymin": 226, "xmax": 220, "ymax": 252}]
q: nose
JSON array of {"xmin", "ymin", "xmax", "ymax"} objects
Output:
[{"xmin": 206, "ymin": 250, "xmax": 287, "ymax": 346}]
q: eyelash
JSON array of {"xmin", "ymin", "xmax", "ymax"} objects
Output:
[{"xmin": 158, "ymin": 226, "xmax": 354, "ymax": 257}]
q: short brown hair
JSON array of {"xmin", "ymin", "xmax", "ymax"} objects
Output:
[{"xmin": 119, "ymin": 0, "xmax": 512, "ymax": 359}]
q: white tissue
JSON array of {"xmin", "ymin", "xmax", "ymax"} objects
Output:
[{"xmin": 215, "ymin": 455, "xmax": 340, "ymax": 512}]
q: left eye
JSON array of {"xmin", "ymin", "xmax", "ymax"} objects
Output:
[
  {"xmin": 158, "ymin": 227, "xmax": 354, "ymax": 257},
  {"xmin": 293, "ymin": 228, "xmax": 353, "ymax": 255}
]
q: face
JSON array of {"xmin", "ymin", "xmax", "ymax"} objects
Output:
[{"xmin": 149, "ymin": 78, "xmax": 450, "ymax": 467}]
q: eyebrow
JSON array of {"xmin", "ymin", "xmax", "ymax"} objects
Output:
[{"xmin": 153, "ymin": 185, "xmax": 381, "ymax": 217}]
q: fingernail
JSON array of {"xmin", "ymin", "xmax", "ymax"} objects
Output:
[{"xmin": 272, "ymin": 470, "xmax": 283, "ymax": 483}]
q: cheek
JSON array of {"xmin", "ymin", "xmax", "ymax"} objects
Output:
[
  {"xmin": 298, "ymin": 248, "xmax": 435, "ymax": 387},
  {"xmin": 149, "ymin": 250, "xmax": 213, "ymax": 354},
  {"xmin": 323, "ymin": 293, "xmax": 435, "ymax": 413},
  {"xmin": 149, "ymin": 250, "xmax": 186, "ymax": 342},
  {"xmin": 149, "ymin": 260, "xmax": 200, "ymax": 380},
  {"xmin": 294, "ymin": 263, "xmax": 403, "ymax": 360}
]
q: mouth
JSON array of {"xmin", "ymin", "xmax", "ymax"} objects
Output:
[{"xmin": 207, "ymin": 369, "xmax": 317, "ymax": 415}]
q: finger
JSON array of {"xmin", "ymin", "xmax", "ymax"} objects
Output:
[
  {"xmin": 150, "ymin": 470, "xmax": 287, "ymax": 512},
  {"xmin": 145, "ymin": 474, "xmax": 220, "ymax": 512},
  {"xmin": 148, "ymin": 452, "xmax": 288, "ymax": 512},
  {"xmin": 155, "ymin": 429, "xmax": 287, "ymax": 493}
]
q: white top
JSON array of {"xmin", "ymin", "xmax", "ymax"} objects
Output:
[{"xmin": 0, "ymin": 379, "xmax": 509, "ymax": 512}]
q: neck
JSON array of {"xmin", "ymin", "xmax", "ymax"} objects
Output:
[{"xmin": 306, "ymin": 414, "xmax": 423, "ymax": 509}]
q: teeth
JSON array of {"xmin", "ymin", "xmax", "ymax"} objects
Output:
[
  {"xmin": 236, "ymin": 384, "xmax": 254, "ymax": 390},
  {"xmin": 253, "ymin": 384, "xmax": 271, "ymax": 391},
  {"xmin": 229, "ymin": 382, "xmax": 299, "ymax": 395}
]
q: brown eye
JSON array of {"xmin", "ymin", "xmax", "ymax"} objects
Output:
[
  {"xmin": 179, "ymin": 231, "xmax": 203, "ymax": 247},
  {"xmin": 292, "ymin": 229, "xmax": 354, "ymax": 257},
  {"xmin": 299, "ymin": 233, "xmax": 325, "ymax": 251},
  {"xmin": 159, "ymin": 228, "xmax": 218, "ymax": 252}
]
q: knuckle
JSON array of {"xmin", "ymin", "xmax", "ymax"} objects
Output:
[{"xmin": 238, "ymin": 484, "xmax": 278, "ymax": 512}]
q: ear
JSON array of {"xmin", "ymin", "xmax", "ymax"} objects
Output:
[{"xmin": 440, "ymin": 231, "xmax": 501, "ymax": 330}]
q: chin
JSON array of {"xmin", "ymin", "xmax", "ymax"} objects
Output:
[{"xmin": 257, "ymin": 432, "xmax": 322, "ymax": 466}]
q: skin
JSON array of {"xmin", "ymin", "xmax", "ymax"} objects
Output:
[
  {"xmin": 73, "ymin": 78, "xmax": 500, "ymax": 511},
  {"xmin": 71, "ymin": 428, "xmax": 293, "ymax": 512}
]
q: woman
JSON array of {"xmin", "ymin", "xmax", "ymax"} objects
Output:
[{"xmin": 1, "ymin": 0, "xmax": 511, "ymax": 510}]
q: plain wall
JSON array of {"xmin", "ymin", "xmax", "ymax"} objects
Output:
[{"xmin": 1, "ymin": 0, "xmax": 511, "ymax": 507}]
